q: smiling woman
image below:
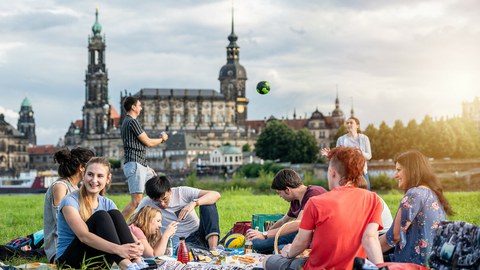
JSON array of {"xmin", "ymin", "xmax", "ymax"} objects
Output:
[{"xmin": 55, "ymin": 157, "xmax": 146, "ymax": 270}]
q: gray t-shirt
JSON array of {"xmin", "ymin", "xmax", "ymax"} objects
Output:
[
  {"xmin": 136, "ymin": 186, "xmax": 200, "ymax": 243},
  {"xmin": 43, "ymin": 179, "xmax": 77, "ymax": 261}
]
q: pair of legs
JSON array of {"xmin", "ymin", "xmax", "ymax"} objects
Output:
[
  {"xmin": 265, "ymin": 254, "xmax": 307, "ymax": 270},
  {"xmin": 57, "ymin": 210, "xmax": 135, "ymax": 269},
  {"xmin": 185, "ymin": 204, "xmax": 220, "ymax": 250},
  {"xmin": 122, "ymin": 162, "xmax": 155, "ymax": 219},
  {"xmin": 252, "ymin": 232, "xmax": 297, "ymax": 254}
]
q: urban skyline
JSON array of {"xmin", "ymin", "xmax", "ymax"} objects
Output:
[{"xmin": 0, "ymin": 0, "xmax": 479, "ymax": 145}]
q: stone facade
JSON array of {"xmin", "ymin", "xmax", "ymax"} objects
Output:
[{"xmin": 0, "ymin": 114, "xmax": 29, "ymax": 175}]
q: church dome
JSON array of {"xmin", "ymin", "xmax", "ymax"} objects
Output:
[
  {"xmin": 219, "ymin": 63, "xmax": 247, "ymax": 80},
  {"xmin": 21, "ymin": 97, "xmax": 32, "ymax": 108},
  {"xmin": 92, "ymin": 9, "xmax": 102, "ymax": 36},
  {"xmin": 310, "ymin": 109, "xmax": 324, "ymax": 119}
]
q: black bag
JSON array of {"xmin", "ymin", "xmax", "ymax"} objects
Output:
[{"xmin": 428, "ymin": 220, "xmax": 479, "ymax": 269}]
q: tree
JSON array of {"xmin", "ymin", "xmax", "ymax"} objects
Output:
[
  {"xmin": 288, "ymin": 129, "xmax": 319, "ymax": 163},
  {"xmin": 255, "ymin": 120, "xmax": 294, "ymax": 162},
  {"xmin": 242, "ymin": 143, "xmax": 251, "ymax": 152}
]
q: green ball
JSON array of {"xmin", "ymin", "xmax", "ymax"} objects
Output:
[{"xmin": 256, "ymin": 81, "xmax": 270, "ymax": 95}]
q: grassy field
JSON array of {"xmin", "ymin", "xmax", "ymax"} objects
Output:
[{"xmin": 0, "ymin": 190, "xmax": 478, "ymax": 264}]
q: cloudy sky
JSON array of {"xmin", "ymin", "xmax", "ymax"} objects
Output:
[{"xmin": 0, "ymin": 0, "xmax": 479, "ymax": 145}]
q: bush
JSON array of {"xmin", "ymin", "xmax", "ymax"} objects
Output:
[
  {"xmin": 256, "ymin": 170, "xmax": 275, "ymax": 194},
  {"xmin": 239, "ymin": 162, "xmax": 286, "ymax": 178},
  {"xmin": 370, "ymin": 173, "xmax": 397, "ymax": 191}
]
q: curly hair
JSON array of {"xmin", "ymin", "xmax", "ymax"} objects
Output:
[
  {"xmin": 128, "ymin": 206, "xmax": 162, "ymax": 246},
  {"xmin": 54, "ymin": 147, "xmax": 95, "ymax": 178},
  {"xmin": 394, "ymin": 150, "xmax": 453, "ymax": 215},
  {"xmin": 327, "ymin": 146, "xmax": 367, "ymax": 188}
]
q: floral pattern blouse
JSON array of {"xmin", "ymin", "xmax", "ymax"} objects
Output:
[{"xmin": 386, "ymin": 187, "xmax": 446, "ymax": 265}]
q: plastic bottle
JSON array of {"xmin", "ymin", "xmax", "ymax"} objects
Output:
[
  {"xmin": 165, "ymin": 237, "xmax": 174, "ymax": 257},
  {"xmin": 244, "ymin": 226, "xmax": 258, "ymax": 254},
  {"xmin": 177, "ymin": 237, "xmax": 190, "ymax": 264}
]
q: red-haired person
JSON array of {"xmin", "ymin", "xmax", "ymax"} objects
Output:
[{"xmin": 266, "ymin": 147, "xmax": 384, "ymax": 270}]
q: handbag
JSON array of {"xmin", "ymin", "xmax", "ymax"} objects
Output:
[{"xmin": 428, "ymin": 220, "xmax": 479, "ymax": 269}]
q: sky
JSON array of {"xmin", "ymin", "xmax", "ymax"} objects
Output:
[{"xmin": 0, "ymin": 0, "xmax": 479, "ymax": 145}]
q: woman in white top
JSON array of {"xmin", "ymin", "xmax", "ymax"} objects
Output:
[{"xmin": 322, "ymin": 116, "xmax": 372, "ymax": 189}]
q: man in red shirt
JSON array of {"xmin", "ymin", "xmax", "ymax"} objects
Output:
[{"xmin": 265, "ymin": 147, "xmax": 384, "ymax": 270}]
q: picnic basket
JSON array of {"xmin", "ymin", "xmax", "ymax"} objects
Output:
[{"xmin": 274, "ymin": 220, "xmax": 301, "ymax": 255}]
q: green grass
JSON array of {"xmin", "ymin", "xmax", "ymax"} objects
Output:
[{"xmin": 0, "ymin": 190, "xmax": 478, "ymax": 265}]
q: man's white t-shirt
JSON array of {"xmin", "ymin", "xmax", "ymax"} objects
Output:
[{"xmin": 136, "ymin": 186, "xmax": 201, "ymax": 240}]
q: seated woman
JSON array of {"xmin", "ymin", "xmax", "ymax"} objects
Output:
[
  {"xmin": 128, "ymin": 206, "xmax": 178, "ymax": 257},
  {"xmin": 379, "ymin": 150, "xmax": 453, "ymax": 266},
  {"xmin": 56, "ymin": 157, "xmax": 144, "ymax": 270},
  {"xmin": 44, "ymin": 147, "xmax": 95, "ymax": 263}
]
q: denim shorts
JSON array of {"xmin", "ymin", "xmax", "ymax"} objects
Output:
[{"xmin": 123, "ymin": 162, "xmax": 154, "ymax": 194}]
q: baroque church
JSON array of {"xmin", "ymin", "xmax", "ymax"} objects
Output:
[{"xmin": 63, "ymin": 9, "xmax": 347, "ymax": 171}]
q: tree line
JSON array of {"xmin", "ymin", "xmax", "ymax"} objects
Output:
[{"xmin": 254, "ymin": 116, "xmax": 480, "ymax": 163}]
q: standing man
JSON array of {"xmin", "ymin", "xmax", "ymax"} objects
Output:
[
  {"xmin": 136, "ymin": 175, "xmax": 221, "ymax": 251},
  {"xmin": 246, "ymin": 169, "xmax": 327, "ymax": 254},
  {"xmin": 121, "ymin": 96, "xmax": 168, "ymax": 219},
  {"xmin": 265, "ymin": 147, "xmax": 384, "ymax": 270}
]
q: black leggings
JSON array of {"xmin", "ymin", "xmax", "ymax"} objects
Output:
[{"xmin": 57, "ymin": 209, "xmax": 134, "ymax": 269}]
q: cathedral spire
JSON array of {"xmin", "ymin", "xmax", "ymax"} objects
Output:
[
  {"xmin": 350, "ymin": 97, "xmax": 355, "ymax": 117},
  {"xmin": 226, "ymin": 5, "xmax": 239, "ymax": 63},
  {"xmin": 92, "ymin": 7, "xmax": 102, "ymax": 36}
]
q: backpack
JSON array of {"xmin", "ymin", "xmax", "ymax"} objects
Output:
[
  {"xmin": 428, "ymin": 221, "xmax": 479, "ymax": 269},
  {"xmin": 6, "ymin": 229, "xmax": 44, "ymax": 250}
]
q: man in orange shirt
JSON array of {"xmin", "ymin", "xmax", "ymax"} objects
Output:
[{"xmin": 265, "ymin": 147, "xmax": 384, "ymax": 270}]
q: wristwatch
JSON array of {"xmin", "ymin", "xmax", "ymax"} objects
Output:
[
  {"xmin": 262, "ymin": 231, "xmax": 268, "ymax": 239},
  {"xmin": 193, "ymin": 198, "xmax": 199, "ymax": 207}
]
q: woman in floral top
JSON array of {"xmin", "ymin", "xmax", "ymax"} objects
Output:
[{"xmin": 379, "ymin": 150, "xmax": 454, "ymax": 266}]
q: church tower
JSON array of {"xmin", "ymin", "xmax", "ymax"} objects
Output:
[
  {"xmin": 17, "ymin": 97, "xmax": 36, "ymax": 145},
  {"xmin": 82, "ymin": 8, "xmax": 111, "ymax": 136},
  {"xmin": 218, "ymin": 7, "xmax": 248, "ymax": 126}
]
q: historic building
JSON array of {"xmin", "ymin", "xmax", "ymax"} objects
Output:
[
  {"xmin": 463, "ymin": 96, "xmax": 480, "ymax": 132},
  {"xmin": 245, "ymin": 93, "xmax": 347, "ymax": 149},
  {"xmin": 28, "ymin": 145, "xmax": 60, "ymax": 171},
  {"xmin": 120, "ymin": 10, "xmax": 255, "ymax": 150},
  {"xmin": 17, "ymin": 97, "xmax": 37, "ymax": 146},
  {"xmin": 64, "ymin": 9, "xmax": 122, "ymax": 158},
  {"xmin": 63, "ymin": 9, "xmax": 347, "ymax": 173},
  {"xmin": 0, "ymin": 114, "xmax": 29, "ymax": 175}
]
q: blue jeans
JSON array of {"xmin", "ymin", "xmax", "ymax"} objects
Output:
[
  {"xmin": 184, "ymin": 204, "xmax": 220, "ymax": 250},
  {"xmin": 365, "ymin": 173, "xmax": 370, "ymax": 190},
  {"xmin": 252, "ymin": 232, "xmax": 297, "ymax": 254}
]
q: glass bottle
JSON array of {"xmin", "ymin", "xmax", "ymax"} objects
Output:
[
  {"xmin": 244, "ymin": 226, "xmax": 257, "ymax": 254},
  {"xmin": 177, "ymin": 237, "xmax": 190, "ymax": 264},
  {"xmin": 166, "ymin": 237, "xmax": 174, "ymax": 257}
]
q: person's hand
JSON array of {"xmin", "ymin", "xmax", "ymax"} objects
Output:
[
  {"xmin": 117, "ymin": 242, "xmax": 143, "ymax": 259},
  {"xmin": 176, "ymin": 202, "xmax": 196, "ymax": 221},
  {"xmin": 245, "ymin": 228, "xmax": 263, "ymax": 240},
  {"xmin": 320, "ymin": 148, "xmax": 330, "ymax": 156},
  {"xmin": 160, "ymin": 131, "xmax": 168, "ymax": 142},
  {"xmin": 164, "ymin": 221, "xmax": 178, "ymax": 238},
  {"xmin": 280, "ymin": 244, "xmax": 292, "ymax": 258}
]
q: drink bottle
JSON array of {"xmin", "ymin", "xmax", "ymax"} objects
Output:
[
  {"xmin": 177, "ymin": 237, "xmax": 190, "ymax": 264},
  {"xmin": 166, "ymin": 237, "xmax": 174, "ymax": 257},
  {"xmin": 244, "ymin": 226, "xmax": 258, "ymax": 254}
]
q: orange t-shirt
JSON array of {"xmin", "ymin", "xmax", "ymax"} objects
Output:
[{"xmin": 300, "ymin": 187, "xmax": 383, "ymax": 270}]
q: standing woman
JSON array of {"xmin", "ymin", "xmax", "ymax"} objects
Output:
[
  {"xmin": 322, "ymin": 117, "xmax": 372, "ymax": 189},
  {"xmin": 128, "ymin": 206, "xmax": 178, "ymax": 257},
  {"xmin": 379, "ymin": 150, "xmax": 453, "ymax": 266},
  {"xmin": 56, "ymin": 157, "xmax": 144, "ymax": 270},
  {"xmin": 43, "ymin": 147, "xmax": 95, "ymax": 263}
]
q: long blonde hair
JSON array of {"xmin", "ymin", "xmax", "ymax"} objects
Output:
[
  {"xmin": 78, "ymin": 157, "xmax": 111, "ymax": 221},
  {"xmin": 129, "ymin": 206, "xmax": 162, "ymax": 246}
]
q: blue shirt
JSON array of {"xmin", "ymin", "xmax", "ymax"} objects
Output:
[
  {"xmin": 386, "ymin": 187, "xmax": 446, "ymax": 265},
  {"xmin": 56, "ymin": 190, "xmax": 117, "ymax": 258}
]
